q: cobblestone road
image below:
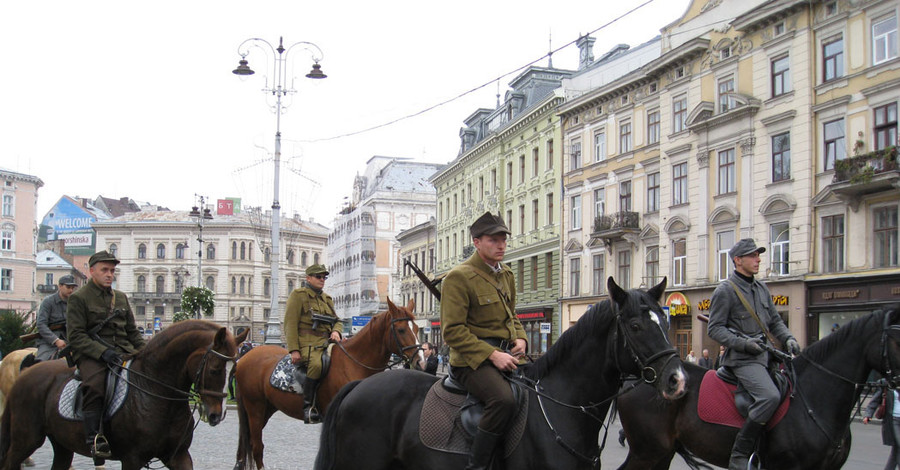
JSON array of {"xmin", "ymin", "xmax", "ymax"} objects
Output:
[{"xmin": 28, "ymin": 409, "xmax": 891, "ymax": 469}]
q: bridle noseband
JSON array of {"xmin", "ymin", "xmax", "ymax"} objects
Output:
[
  {"xmin": 193, "ymin": 343, "xmax": 238, "ymax": 400},
  {"xmin": 611, "ymin": 302, "xmax": 679, "ymax": 385},
  {"xmin": 335, "ymin": 314, "xmax": 422, "ymax": 370}
]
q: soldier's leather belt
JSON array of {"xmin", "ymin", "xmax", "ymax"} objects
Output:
[
  {"xmin": 479, "ymin": 337, "xmax": 511, "ymax": 351},
  {"xmin": 299, "ymin": 328, "xmax": 330, "ymax": 338}
]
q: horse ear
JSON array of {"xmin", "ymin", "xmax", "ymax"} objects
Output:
[
  {"xmin": 235, "ymin": 327, "xmax": 250, "ymax": 345},
  {"xmin": 386, "ymin": 297, "xmax": 397, "ymax": 311},
  {"xmin": 608, "ymin": 277, "xmax": 627, "ymax": 304},
  {"xmin": 647, "ymin": 277, "xmax": 668, "ymax": 302},
  {"xmin": 214, "ymin": 327, "xmax": 228, "ymax": 348},
  {"xmin": 406, "ymin": 297, "xmax": 415, "ymax": 312}
]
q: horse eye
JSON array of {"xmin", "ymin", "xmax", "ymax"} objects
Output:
[{"xmin": 630, "ymin": 322, "xmax": 641, "ymax": 332}]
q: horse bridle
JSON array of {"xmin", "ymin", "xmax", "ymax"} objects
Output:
[
  {"xmin": 611, "ymin": 301, "xmax": 679, "ymax": 385},
  {"xmin": 334, "ymin": 316, "xmax": 422, "ymax": 371}
]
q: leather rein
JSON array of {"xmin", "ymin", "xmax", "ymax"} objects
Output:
[{"xmin": 333, "ymin": 316, "xmax": 421, "ymax": 371}]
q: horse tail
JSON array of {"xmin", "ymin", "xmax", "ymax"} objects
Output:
[
  {"xmin": 313, "ymin": 380, "xmax": 362, "ymax": 470},
  {"xmin": 674, "ymin": 442, "xmax": 714, "ymax": 470},
  {"xmin": 234, "ymin": 390, "xmax": 255, "ymax": 470},
  {"xmin": 0, "ymin": 404, "xmax": 11, "ymax": 464}
]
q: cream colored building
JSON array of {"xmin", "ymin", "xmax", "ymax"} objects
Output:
[
  {"xmin": 396, "ymin": 218, "xmax": 439, "ymax": 343},
  {"xmin": 0, "ymin": 168, "xmax": 43, "ymax": 318},
  {"xmin": 94, "ymin": 208, "xmax": 328, "ymax": 340}
]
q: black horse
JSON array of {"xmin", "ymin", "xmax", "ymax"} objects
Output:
[
  {"xmin": 616, "ymin": 303, "xmax": 900, "ymax": 470},
  {"xmin": 315, "ymin": 277, "xmax": 687, "ymax": 470},
  {"xmin": 0, "ymin": 320, "xmax": 249, "ymax": 470}
]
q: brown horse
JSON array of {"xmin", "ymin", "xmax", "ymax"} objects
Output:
[
  {"xmin": 0, "ymin": 320, "xmax": 249, "ymax": 470},
  {"xmin": 0, "ymin": 348, "xmax": 37, "ymax": 416},
  {"xmin": 233, "ymin": 298, "xmax": 423, "ymax": 470}
]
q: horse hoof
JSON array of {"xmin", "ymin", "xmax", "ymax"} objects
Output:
[{"xmin": 22, "ymin": 457, "xmax": 35, "ymax": 467}]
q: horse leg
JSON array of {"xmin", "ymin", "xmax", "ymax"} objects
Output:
[
  {"xmin": 158, "ymin": 449, "xmax": 193, "ymax": 470},
  {"xmin": 249, "ymin": 407, "xmax": 277, "ymax": 469},
  {"xmin": 48, "ymin": 439, "xmax": 74, "ymax": 470}
]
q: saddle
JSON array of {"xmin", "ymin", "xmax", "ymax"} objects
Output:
[
  {"xmin": 418, "ymin": 375, "xmax": 528, "ymax": 457},
  {"xmin": 697, "ymin": 368, "xmax": 791, "ymax": 430},
  {"xmin": 58, "ymin": 362, "xmax": 131, "ymax": 421},
  {"xmin": 268, "ymin": 344, "xmax": 334, "ymax": 395}
]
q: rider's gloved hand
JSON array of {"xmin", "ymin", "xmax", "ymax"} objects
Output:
[
  {"xmin": 100, "ymin": 349, "xmax": 122, "ymax": 366},
  {"xmin": 739, "ymin": 338, "xmax": 765, "ymax": 356},
  {"xmin": 785, "ymin": 338, "xmax": 801, "ymax": 356}
]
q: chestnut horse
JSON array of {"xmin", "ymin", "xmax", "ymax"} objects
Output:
[
  {"xmin": 0, "ymin": 348, "xmax": 37, "ymax": 416},
  {"xmin": 233, "ymin": 298, "xmax": 423, "ymax": 470},
  {"xmin": 0, "ymin": 320, "xmax": 249, "ymax": 470}
]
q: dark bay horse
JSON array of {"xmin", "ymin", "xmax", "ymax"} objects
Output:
[
  {"xmin": 0, "ymin": 320, "xmax": 248, "ymax": 470},
  {"xmin": 233, "ymin": 298, "xmax": 423, "ymax": 470},
  {"xmin": 315, "ymin": 277, "xmax": 687, "ymax": 470},
  {"xmin": 616, "ymin": 303, "xmax": 900, "ymax": 470}
]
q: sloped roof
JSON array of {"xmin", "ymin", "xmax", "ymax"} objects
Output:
[{"xmin": 35, "ymin": 249, "xmax": 73, "ymax": 269}]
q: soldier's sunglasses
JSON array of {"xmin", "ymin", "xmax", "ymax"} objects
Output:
[{"xmin": 312, "ymin": 274, "xmax": 328, "ymax": 280}]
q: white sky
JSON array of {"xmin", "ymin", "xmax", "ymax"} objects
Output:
[{"xmin": 1, "ymin": 0, "xmax": 690, "ymax": 228}]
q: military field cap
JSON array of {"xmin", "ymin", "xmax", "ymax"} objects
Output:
[
  {"xmin": 89, "ymin": 250, "xmax": 120, "ymax": 267},
  {"xmin": 470, "ymin": 211, "xmax": 511, "ymax": 238},
  {"xmin": 305, "ymin": 264, "xmax": 329, "ymax": 276},
  {"xmin": 58, "ymin": 275, "xmax": 78, "ymax": 286},
  {"xmin": 729, "ymin": 238, "xmax": 766, "ymax": 259}
]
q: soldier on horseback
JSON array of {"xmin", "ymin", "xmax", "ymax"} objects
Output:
[
  {"xmin": 284, "ymin": 263, "xmax": 343, "ymax": 424},
  {"xmin": 66, "ymin": 250, "xmax": 146, "ymax": 460},
  {"xmin": 707, "ymin": 238, "xmax": 801, "ymax": 470},
  {"xmin": 34, "ymin": 274, "xmax": 79, "ymax": 361}
]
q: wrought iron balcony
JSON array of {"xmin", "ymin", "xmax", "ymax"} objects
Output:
[
  {"xmin": 591, "ymin": 211, "xmax": 640, "ymax": 245},
  {"xmin": 831, "ymin": 146, "xmax": 899, "ymax": 211},
  {"xmin": 37, "ymin": 284, "xmax": 58, "ymax": 294}
]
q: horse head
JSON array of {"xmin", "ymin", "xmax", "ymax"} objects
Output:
[
  {"xmin": 385, "ymin": 297, "xmax": 425, "ymax": 370},
  {"xmin": 608, "ymin": 276, "xmax": 686, "ymax": 400},
  {"xmin": 191, "ymin": 325, "xmax": 250, "ymax": 426},
  {"xmin": 869, "ymin": 303, "xmax": 900, "ymax": 388}
]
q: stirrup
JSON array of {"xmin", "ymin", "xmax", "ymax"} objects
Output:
[{"xmin": 92, "ymin": 434, "xmax": 112, "ymax": 459}]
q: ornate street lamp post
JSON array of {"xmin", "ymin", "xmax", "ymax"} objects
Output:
[
  {"xmin": 233, "ymin": 37, "xmax": 327, "ymax": 344},
  {"xmin": 189, "ymin": 198, "xmax": 213, "ymax": 319}
]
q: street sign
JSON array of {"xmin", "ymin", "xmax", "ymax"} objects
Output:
[
  {"xmin": 351, "ymin": 315, "xmax": 372, "ymax": 334},
  {"xmin": 424, "ymin": 326, "xmax": 432, "ymax": 334},
  {"xmin": 539, "ymin": 322, "xmax": 551, "ymax": 334},
  {"xmin": 154, "ymin": 317, "xmax": 161, "ymax": 331}
]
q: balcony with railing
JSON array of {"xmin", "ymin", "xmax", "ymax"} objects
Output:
[
  {"xmin": 591, "ymin": 211, "xmax": 640, "ymax": 245},
  {"xmin": 831, "ymin": 146, "xmax": 898, "ymax": 211}
]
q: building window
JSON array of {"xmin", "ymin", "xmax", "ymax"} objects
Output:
[
  {"xmin": 175, "ymin": 276, "xmax": 184, "ymax": 294},
  {"xmin": 823, "ymin": 37, "xmax": 844, "ymax": 82},
  {"xmin": 593, "ymin": 189, "xmax": 605, "ymax": 218},
  {"xmin": 874, "ymin": 103, "xmax": 898, "ymax": 151},
  {"xmin": 156, "ymin": 243, "xmax": 166, "ymax": 259},
  {"xmin": 207, "ymin": 244, "xmax": 215, "ymax": 260},
  {"xmin": 0, "ymin": 268, "xmax": 11, "ymax": 291},
  {"xmin": 240, "ymin": 242, "xmax": 246, "ymax": 260},
  {"xmin": 1, "ymin": 195, "xmax": 13, "ymax": 217},
  {"xmin": 264, "ymin": 278, "xmax": 270, "ymax": 297},
  {"xmin": 240, "ymin": 277, "xmax": 246, "ymax": 295},
  {"xmin": 874, "ymin": 206, "xmax": 898, "ymax": 267},
  {"xmin": 286, "ymin": 249, "xmax": 294, "ymax": 265},
  {"xmin": 824, "ymin": 119, "xmax": 846, "ymax": 171},
  {"xmin": 533, "ymin": 148, "xmax": 539, "ymax": 177},
  {"xmin": 507, "ymin": 162, "xmax": 513, "ymax": 188},
  {"xmin": 137, "ymin": 275, "xmax": 146, "ymax": 292},
  {"xmin": 532, "ymin": 199, "xmax": 539, "ymax": 231},
  {"xmin": 647, "ymin": 172, "xmax": 660, "ymax": 213},
  {"xmin": 531, "ymin": 256, "xmax": 538, "ymax": 291},
  {"xmin": 301, "ymin": 251, "xmax": 308, "ymax": 267},
  {"xmin": 873, "ymin": 15, "xmax": 898, "ymax": 65},
  {"xmin": 647, "ymin": 111, "xmax": 660, "ymax": 145},
  {"xmin": 718, "ymin": 76, "xmax": 735, "ymax": 113},
  {"xmin": 673, "ymin": 239, "xmax": 686, "ymax": 286},
  {"xmin": 718, "ymin": 149, "xmax": 736, "ymax": 194},
  {"xmin": 771, "ymin": 55, "xmax": 791, "ymax": 97},
  {"xmin": 518, "ymin": 204, "xmax": 525, "ymax": 235},
  {"xmin": 264, "ymin": 247, "xmax": 270, "ymax": 263},
  {"xmin": 288, "ymin": 279, "xmax": 295, "ymax": 291},
  {"xmin": 547, "ymin": 140, "xmax": 554, "ymax": 170},
  {"xmin": 570, "ymin": 140, "xmax": 582, "ymax": 170},
  {"xmin": 569, "ymin": 257, "xmax": 581, "ymax": 296},
  {"xmin": 619, "ymin": 122, "xmax": 632, "ymax": 153},
  {"xmin": 571, "ymin": 195, "xmax": 582, "ymax": 230},
  {"xmin": 617, "ymin": 251, "xmax": 631, "ymax": 290},
  {"xmin": 646, "ymin": 246, "xmax": 659, "ymax": 286},
  {"xmin": 774, "ymin": 21, "xmax": 786, "ymax": 36},
  {"xmin": 109, "ymin": 243, "xmax": 118, "ymax": 257},
  {"xmin": 717, "ymin": 231, "xmax": 735, "ymax": 281},
  {"xmin": 491, "ymin": 169, "xmax": 497, "ymax": 192},
  {"xmin": 594, "ymin": 131, "xmax": 607, "ymax": 162},
  {"xmin": 545, "ymin": 253, "xmax": 553, "ymax": 288},
  {"xmin": 314, "ymin": 253, "xmax": 320, "ymax": 265},
  {"xmin": 0, "ymin": 230, "xmax": 12, "ymax": 251},
  {"xmin": 232, "ymin": 241, "xmax": 237, "ymax": 259},
  {"xmin": 770, "ymin": 222, "xmax": 791, "ymax": 276},
  {"xmin": 519, "ymin": 155, "xmax": 525, "ymax": 184},
  {"xmin": 156, "ymin": 275, "xmax": 165, "ymax": 294},
  {"xmin": 592, "ymin": 254, "xmax": 605, "ymax": 295},
  {"xmin": 673, "ymin": 96, "xmax": 687, "ymax": 133},
  {"xmin": 619, "ymin": 181, "xmax": 632, "ymax": 212},
  {"xmin": 138, "ymin": 243, "xmax": 147, "ymax": 259},
  {"xmin": 231, "ymin": 277, "xmax": 237, "ymax": 294},
  {"xmin": 453, "ymin": 194, "xmax": 458, "ymax": 216},
  {"xmin": 673, "ymin": 162, "xmax": 688, "ymax": 205},
  {"xmin": 772, "ymin": 133, "xmax": 791, "ymax": 182},
  {"xmin": 547, "ymin": 193, "xmax": 554, "ymax": 225},
  {"xmin": 206, "ymin": 276, "xmax": 215, "ymax": 291},
  {"xmin": 176, "ymin": 243, "xmax": 185, "ymax": 259},
  {"xmin": 517, "ymin": 260, "xmax": 524, "ymax": 293},
  {"xmin": 822, "ymin": 215, "xmax": 844, "ymax": 273}
]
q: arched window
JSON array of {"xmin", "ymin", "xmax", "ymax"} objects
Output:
[
  {"xmin": 301, "ymin": 252, "xmax": 308, "ymax": 267},
  {"xmin": 231, "ymin": 277, "xmax": 236, "ymax": 294},
  {"xmin": 175, "ymin": 243, "xmax": 185, "ymax": 259},
  {"xmin": 288, "ymin": 280, "xmax": 295, "ymax": 292},
  {"xmin": 205, "ymin": 276, "xmax": 215, "ymax": 291},
  {"xmin": 265, "ymin": 247, "xmax": 270, "ymax": 263},
  {"xmin": 314, "ymin": 253, "xmax": 320, "ymax": 265},
  {"xmin": 109, "ymin": 243, "xmax": 118, "ymax": 257},
  {"xmin": 175, "ymin": 276, "xmax": 184, "ymax": 293},
  {"xmin": 287, "ymin": 250, "xmax": 295, "ymax": 265},
  {"xmin": 156, "ymin": 243, "xmax": 165, "ymax": 259},
  {"xmin": 248, "ymin": 243, "xmax": 253, "ymax": 261},
  {"xmin": 264, "ymin": 278, "xmax": 270, "ymax": 297},
  {"xmin": 137, "ymin": 275, "xmax": 146, "ymax": 292},
  {"xmin": 207, "ymin": 244, "xmax": 215, "ymax": 260},
  {"xmin": 156, "ymin": 275, "xmax": 165, "ymax": 293},
  {"xmin": 232, "ymin": 241, "xmax": 237, "ymax": 260},
  {"xmin": 239, "ymin": 276, "xmax": 246, "ymax": 295},
  {"xmin": 138, "ymin": 243, "xmax": 147, "ymax": 259},
  {"xmin": 240, "ymin": 242, "xmax": 246, "ymax": 260}
]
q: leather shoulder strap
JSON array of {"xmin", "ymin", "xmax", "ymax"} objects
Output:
[{"xmin": 728, "ymin": 280, "xmax": 776, "ymax": 345}]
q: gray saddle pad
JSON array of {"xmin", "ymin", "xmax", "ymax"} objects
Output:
[
  {"xmin": 58, "ymin": 361, "xmax": 131, "ymax": 421},
  {"xmin": 269, "ymin": 354, "xmax": 303, "ymax": 394}
]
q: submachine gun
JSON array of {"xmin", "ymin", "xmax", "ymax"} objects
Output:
[
  {"xmin": 404, "ymin": 259, "xmax": 443, "ymax": 301},
  {"xmin": 311, "ymin": 313, "xmax": 339, "ymax": 331}
]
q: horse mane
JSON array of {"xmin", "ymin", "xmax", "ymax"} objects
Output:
[
  {"xmin": 527, "ymin": 299, "xmax": 616, "ymax": 379},
  {"xmin": 801, "ymin": 308, "xmax": 883, "ymax": 363},
  {"xmin": 135, "ymin": 319, "xmax": 221, "ymax": 360}
]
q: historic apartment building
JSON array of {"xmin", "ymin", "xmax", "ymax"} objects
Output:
[
  {"xmin": 94, "ymin": 207, "xmax": 328, "ymax": 341},
  {"xmin": 0, "ymin": 168, "xmax": 43, "ymax": 317},
  {"xmin": 432, "ymin": 66, "xmax": 569, "ymax": 356},
  {"xmin": 327, "ymin": 156, "xmax": 440, "ymax": 320},
  {"xmin": 558, "ymin": 0, "xmax": 899, "ymax": 358},
  {"xmin": 396, "ymin": 218, "xmax": 439, "ymax": 343}
]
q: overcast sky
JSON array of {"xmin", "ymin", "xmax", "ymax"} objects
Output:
[{"xmin": 1, "ymin": 0, "xmax": 690, "ymax": 227}]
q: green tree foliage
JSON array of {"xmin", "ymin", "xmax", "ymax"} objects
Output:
[
  {"xmin": 0, "ymin": 309, "xmax": 33, "ymax": 357},
  {"xmin": 178, "ymin": 286, "xmax": 215, "ymax": 323}
]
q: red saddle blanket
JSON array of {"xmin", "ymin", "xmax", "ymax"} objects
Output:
[{"xmin": 697, "ymin": 369, "xmax": 789, "ymax": 430}]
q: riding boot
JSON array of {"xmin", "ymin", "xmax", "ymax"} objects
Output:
[
  {"xmin": 303, "ymin": 377, "xmax": 321, "ymax": 424},
  {"xmin": 728, "ymin": 420, "xmax": 764, "ymax": 470},
  {"xmin": 83, "ymin": 409, "xmax": 111, "ymax": 460},
  {"xmin": 465, "ymin": 428, "xmax": 502, "ymax": 470}
]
